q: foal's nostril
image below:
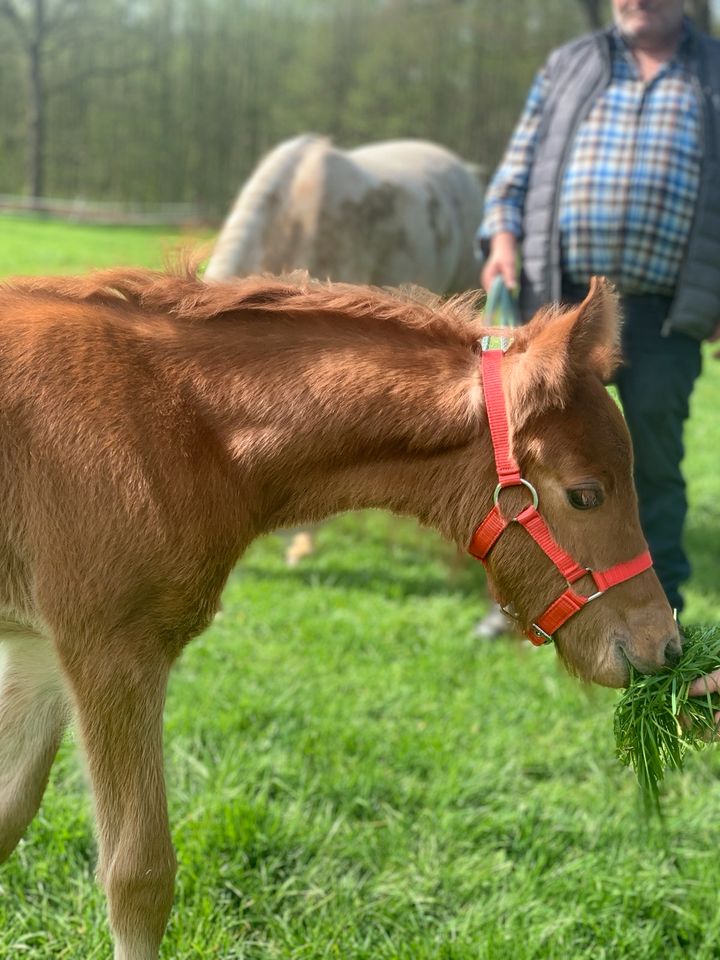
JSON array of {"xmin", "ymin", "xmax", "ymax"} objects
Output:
[{"xmin": 664, "ymin": 637, "xmax": 682, "ymax": 668}]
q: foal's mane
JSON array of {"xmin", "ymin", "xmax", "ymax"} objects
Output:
[{"xmin": 5, "ymin": 268, "xmax": 487, "ymax": 345}]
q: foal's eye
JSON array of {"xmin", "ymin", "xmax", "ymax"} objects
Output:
[{"xmin": 566, "ymin": 487, "xmax": 604, "ymax": 510}]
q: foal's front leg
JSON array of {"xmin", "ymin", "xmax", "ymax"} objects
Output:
[
  {"xmin": 61, "ymin": 642, "xmax": 176, "ymax": 960},
  {"xmin": 0, "ymin": 631, "xmax": 69, "ymax": 862}
]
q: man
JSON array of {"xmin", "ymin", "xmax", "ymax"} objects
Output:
[{"xmin": 476, "ymin": 0, "xmax": 720, "ymax": 635}]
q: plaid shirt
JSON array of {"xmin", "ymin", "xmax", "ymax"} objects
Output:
[{"xmin": 479, "ymin": 29, "xmax": 702, "ymax": 295}]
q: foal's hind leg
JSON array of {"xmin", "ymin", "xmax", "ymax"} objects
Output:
[
  {"xmin": 61, "ymin": 644, "xmax": 176, "ymax": 960},
  {"xmin": 0, "ymin": 631, "xmax": 70, "ymax": 862}
]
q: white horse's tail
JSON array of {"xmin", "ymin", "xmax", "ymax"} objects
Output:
[{"xmin": 205, "ymin": 135, "xmax": 327, "ymax": 281}]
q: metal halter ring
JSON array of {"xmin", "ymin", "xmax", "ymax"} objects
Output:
[{"xmin": 493, "ymin": 478, "xmax": 539, "ymax": 510}]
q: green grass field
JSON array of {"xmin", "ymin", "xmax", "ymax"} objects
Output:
[
  {"xmin": 0, "ymin": 215, "xmax": 212, "ymax": 275},
  {"xmin": 1, "ymin": 217, "xmax": 720, "ymax": 959}
]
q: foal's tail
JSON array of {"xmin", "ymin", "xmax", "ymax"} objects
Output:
[{"xmin": 205, "ymin": 134, "xmax": 328, "ymax": 282}]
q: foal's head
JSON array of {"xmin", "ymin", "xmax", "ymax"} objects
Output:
[{"xmin": 477, "ymin": 278, "xmax": 679, "ymax": 687}]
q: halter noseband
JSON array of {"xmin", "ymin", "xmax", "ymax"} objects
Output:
[{"xmin": 468, "ymin": 341, "xmax": 653, "ymax": 646}]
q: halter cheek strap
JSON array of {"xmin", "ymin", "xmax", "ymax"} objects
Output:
[{"xmin": 468, "ymin": 346, "xmax": 653, "ymax": 646}]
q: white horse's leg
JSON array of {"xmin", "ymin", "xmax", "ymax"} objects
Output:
[
  {"xmin": 0, "ymin": 630, "xmax": 70, "ymax": 862},
  {"xmin": 62, "ymin": 645, "xmax": 175, "ymax": 960}
]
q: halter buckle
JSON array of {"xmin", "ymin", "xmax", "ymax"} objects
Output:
[
  {"xmin": 529, "ymin": 623, "xmax": 554, "ymax": 645},
  {"xmin": 581, "ymin": 569, "xmax": 604, "ymax": 603}
]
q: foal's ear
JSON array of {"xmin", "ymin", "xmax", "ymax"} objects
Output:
[
  {"xmin": 565, "ymin": 276, "xmax": 621, "ymax": 381},
  {"xmin": 505, "ymin": 277, "xmax": 620, "ymax": 425}
]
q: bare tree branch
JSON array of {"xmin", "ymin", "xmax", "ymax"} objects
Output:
[
  {"xmin": 686, "ymin": 0, "xmax": 712, "ymax": 32},
  {"xmin": 46, "ymin": 0, "xmax": 98, "ymax": 35},
  {"xmin": 47, "ymin": 59, "xmax": 150, "ymax": 98},
  {"xmin": 0, "ymin": 0, "xmax": 30, "ymax": 48},
  {"xmin": 576, "ymin": 0, "xmax": 605, "ymax": 30}
]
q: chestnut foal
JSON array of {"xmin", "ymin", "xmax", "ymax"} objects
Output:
[{"xmin": 0, "ymin": 270, "xmax": 678, "ymax": 958}]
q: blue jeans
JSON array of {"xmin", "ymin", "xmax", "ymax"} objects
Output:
[{"xmin": 563, "ymin": 286, "xmax": 702, "ymax": 613}]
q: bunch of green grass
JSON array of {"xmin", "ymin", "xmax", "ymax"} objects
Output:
[{"xmin": 614, "ymin": 625, "xmax": 720, "ymax": 812}]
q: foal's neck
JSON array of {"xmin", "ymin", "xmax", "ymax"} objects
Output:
[{"xmin": 178, "ymin": 312, "xmax": 490, "ymax": 546}]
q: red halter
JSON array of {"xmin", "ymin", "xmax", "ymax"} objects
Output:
[{"xmin": 468, "ymin": 346, "xmax": 653, "ymax": 646}]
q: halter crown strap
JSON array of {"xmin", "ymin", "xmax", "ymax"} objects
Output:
[{"xmin": 481, "ymin": 349, "xmax": 522, "ymax": 487}]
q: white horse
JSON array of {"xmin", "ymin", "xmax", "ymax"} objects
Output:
[{"xmin": 205, "ymin": 134, "xmax": 484, "ymax": 293}]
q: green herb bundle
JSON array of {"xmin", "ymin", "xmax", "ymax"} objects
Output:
[{"xmin": 614, "ymin": 625, "xmax": 720, "ymax": 812}]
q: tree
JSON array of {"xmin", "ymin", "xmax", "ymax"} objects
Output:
[
  {"xmin": 0, "ymin": 0, "xmax": 136, "ymax": 203},
  {"xmin": 0, "ymin": 0, "xmax": 624, "ymax": 209},
  {"xmin": 576, "ymin": 0, "xmax": 714, "ymax": 33},
  {"xmin": 687, "ymin": 0, "xmax": 712, "ymax": 33},
  {"xmin": 576, "ymin": 0, "xmax": 606, "ymax": 29},
  {"xmin": 0, "ymin": 0, "xmax": 49, "ymax": 202}
]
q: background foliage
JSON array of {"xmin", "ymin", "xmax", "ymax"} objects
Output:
[
  {"xmin": 0, "ymin": 0, "xmax": 624, "ymax": 213},
  {"xmin": 2, "ymin": 1, "xmax": 713, "ymax": 214}
]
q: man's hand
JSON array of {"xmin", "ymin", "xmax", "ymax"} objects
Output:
[
  {"xmin": 689, "ymin": 669, "xmax": 720, "ymax": 697},
  {"xmin": 687, "ymin": 670, "xmax": 720, "ymax": 735},
  {"xmin": 480, "ymin": 231, "xmax": 518, "ymax": 292}
]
